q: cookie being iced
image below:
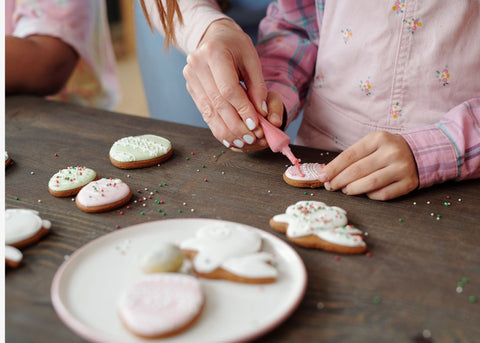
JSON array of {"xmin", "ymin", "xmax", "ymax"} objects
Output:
[
  {"xmin": 109, "ymin": 134, "xmax": 173, "ymax": 169},
  {"xmin": 118, "ymin": 274, "xmax": 205, "ymax": 339},
  {"xmin": 270, "ymin": 201, "xmax": 367, "ymax": 254},
  {"xmin": 180, "ymin": 223, "xmax": 277, "ymax": 284},
  {"xmin": 48, "ymin": 166, "xmax": 97, "ymax": 197},
  {"xmin": 75, "ymin": 178, "xmax": 132, "ymax": 213},
  {"xmin": 283, "ymin": 163, "xmax": 325, "ymax": 188}
]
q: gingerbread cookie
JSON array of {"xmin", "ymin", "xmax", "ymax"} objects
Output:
[
  {"xmin": 140, "ymin": 242, "xmax": 185, "ymax": 273},
  {"xmin": 283, "ymin": 163, "xmax": 325, "ymax": 188},
  {"xmin": 5, "ymin": 151, "xmax": 11, "ymax": 168},
  {"xmin": 118, "ymin": 274, "xmax": 205, "ymax": 339},
  {"xmin": 48, "ymin": 166, "xmax": 97, "ymax": 197},
  {"xmin": 75, "ymin": 178, "xmax": 132, "ymax": 213},
  {"xmin": 180, "ymin": 223, "xmax": 277, "ymax": 284},
  {"xmin": 109, "ymin": 134, "xmax": 173, "ymax": 169},
  {"xmin": 270, "ymin": 201, "xmax": 367, "ymax": 254}
]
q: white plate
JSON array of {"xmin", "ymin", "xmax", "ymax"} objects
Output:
[{"xmin": 51, "ymin": 219, "xmax": 307, "ymax": 343}]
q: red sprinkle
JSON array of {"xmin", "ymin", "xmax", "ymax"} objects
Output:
[
  {"xmin": 115, "ymin": 225, "xmax": 120, "ymax": 229},
  {"xmin": 366, "ymin": 252, "xmax": 372, "ymax": 258},
  {"xmin": 160, "ymin": 200, "xmax": 164, "ymax": 204},
  {"xmin": 119, "ymin": 211, "xmax": 124, "ymax": 215},
  {"xmin": 334, "ymin": 255, "xmax": 340, "ymax": 261},
  {"xmin": 204, "ymin": 178, "xmax": 208, "ymax": 182},
  {"xmin": 126, "ymin": 206, "xmax": 130, "ymax": 209},
  {"xmin": 54, "ymin": 153, "xmax": 58, "ymax": 157}
]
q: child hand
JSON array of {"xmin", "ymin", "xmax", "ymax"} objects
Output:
[
  {"xmin": 183, "ymin": 19, "xmax": 268, "ymax": 150},
  {"xmin": 320, "ymin": 131, "xmax": 419, "ymax": 200}
]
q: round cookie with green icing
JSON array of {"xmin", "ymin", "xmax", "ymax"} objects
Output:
[
  {"xmin": 109, "ymin": 134, "xmax": 173, "ymax": 169},
  {"xmin": 48, "ymin": 166, "xmax": 98, "ymax": 197}
]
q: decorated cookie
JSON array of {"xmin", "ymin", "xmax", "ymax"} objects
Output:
[
  {"xmin": 283, "ymin": 162, "xmax": 325, "ymax": 188},
  {"xmin": 5, "ymin": 151, "xmax": 11, "ymax": 168},
  {"xmin": 270, "ymin": 201, "xmax": 367, "ymax": 254},
  {"xmin": 180, "ymin": 223, "xmax": 277, "ymax": 284},
  {"xmin": 5, "ymin": 209, "xmax": 52, "ymax": 249},
  {"xmin": 118, "ymin": 274, "xmax": 205, "ymax": 339},
  {"xmin": 140, "ymin": 242, "xmax": 185, "ymax": 273},
  {"xmin": 75, "ymin": 178, "xmax": 132, "ymax": 213},
  {"xmin": 109, "ymin": 134, "xmax": 173, "ymax": 169},
  {"xmin": 48, "ymin": 166, "xmax": 97, "ymax": 197},
  {"xmin": 5, "ymin": 245, "xmax": 23, "ymax": 268}
]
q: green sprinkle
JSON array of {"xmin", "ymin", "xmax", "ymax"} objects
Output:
[
  {"xmin": 221, "ymin": 150, "xmax": 225, "ymax": 154},
  {"xmin": 304, "ymin": 191, "xmax": 308, "ymax": 195},
  {"xmin": 157, "ymin": 209, "xmax": 162, "ymax": 212},
  {"xmin": 155, "ymin": 200, "xmax": 160, "ymax": 204},
  {"xmin": 178, "ymin": 210, "xmax": 182, "ymax": 213},
  {"xmin": 140, "ymin": 212, "xmax": 144, "ymax": 215},
  {"xmin": 374, "ymin": 296, "xmax": 381, "ymax": 304},
  {"xmin": 162, "ymin": 212, "xmax": 167, "ymax": 216},
  {"xmin": 469, "ymin": 295, "xmax": 476, "ymax": 303},
  {"xmin": 462, "ymin": 277, "xmax": 468, "ymax": 283},
  {"xmin": 186, "ymin": 157, "xmax": 190, "ymax": 160},
  {"xmin": 163, "ymin": 183, "xmax": 167, "ymax": 186},
  {"xmin": 398, "ymin": 218, "xmax": 403, "ymax": 222},
  {"xmin": 201, "ymin": 164, "xmax": 206, "ymax": 168},
  {"xmin": 15, "ymin": 197, "xmax": 19, "ymax": 200},
  {"xmin": 159, "ymin": 184, "xmax": 163, "ymax": 187},
  {"xmin": 154, "ymin": 189, "xmax": 158, "ymax": 193}
]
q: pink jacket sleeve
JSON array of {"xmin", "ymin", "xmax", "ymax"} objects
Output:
[
  {"xmin": 256, "ymin": 0, "xmax": 321, "ymax": 126},
  {"xmin": 401, "ymin": 98, "xmax": 480, "ymax": 188}
]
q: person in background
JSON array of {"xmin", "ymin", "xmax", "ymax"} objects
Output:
[
  {"xmin": 140, "ymin": 0, "xmax": 480, "ymax": 201},
  {"xmin": 5, "ymin": 0, "xmax": 120, "ymax": 110}
]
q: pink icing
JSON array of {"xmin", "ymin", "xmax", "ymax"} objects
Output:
[
  {"xmin": 285, "ymin": 163, "xmax": 325, "ymax": 181},
  {"xmin": 118, "ymin": 274, "xmax": 204, "ymax": 337},
  {"xmin": 76, "ymin": 178, "xmax": 130, "ymax": 207}
]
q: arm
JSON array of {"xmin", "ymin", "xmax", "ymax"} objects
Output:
[{"xmin": 6, "ymin": 35, "xmax": 78, "ymax": 96}]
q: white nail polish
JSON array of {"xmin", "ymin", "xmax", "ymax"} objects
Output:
[
  {"xmin": 243, "ymin": 134, "xmax": 254, "ymax": 145},
  {"xmin": 222, "ymin": 140, "xmax": 230, "ymax": 148},
  {"xmin": 246, "ymin": 118, "xmax": 256, "ymax": 130},
  {"xmin": 233, "ymin": 139, "xmax": 244, "ymax": 148},
  {"xmin": 262, "ymin": 101, "xmax": 268, "ymax": 113}
]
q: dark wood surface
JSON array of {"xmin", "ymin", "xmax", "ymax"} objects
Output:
[{"xmin": 5, "ymin": 96, "xmax": 480, "ymax": 343}]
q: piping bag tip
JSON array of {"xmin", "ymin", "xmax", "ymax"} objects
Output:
[{"xmin": 281, "ymin": 146, "xmax": 305, "ymax": 177}]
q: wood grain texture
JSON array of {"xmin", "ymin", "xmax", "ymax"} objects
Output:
[{"xmin": 5, "ymin": 96, "xmax": 480, "ymax": 343}]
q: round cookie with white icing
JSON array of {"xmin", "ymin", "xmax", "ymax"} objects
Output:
[
  {"xmin": 180, "ymin": 222, "xmax": 278, "ymax": 284},
  {"xmin": 5, "ymin": 209, "xmax": 52, "ymax": 250},
  {"xmin": 118, "ymin": 274, "xmax": 205, "ymax": 339},
  {"xmin": 109, "ymin": 134, "xmax": 173, "ymax": 169},
  {"xmin": 75, "ymin": 178, "xmax": 132, "ymax": 213},
  {"xmin": 5, "ymin": 245, "xmax": 23, "ymax": 268},
  {"xmin": 140, "ymin": 242, "xmax": 185, "ymax": 273},
  {"xmin": 269, "ymin": 201, "xmax": 367, "ymax": 254},
  {"xmin": 283, "ymin": 163, "xmax": 325, "ymax": 188},
  {"xmin": 5, "ymin": 151, "xmax": 11, "ymax": 168},
  {"xmin": 48, "ymin": 166, "xmax": 97, "ymax": 197}
]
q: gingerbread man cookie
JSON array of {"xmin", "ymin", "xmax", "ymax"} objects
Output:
[
  {"xmin": 109, "ymin": 134, "xmax": 173, "ymax": 169},
  {"xmin": 269, "ymin": 201, "xmax": 367, "ymax": 254},
  {"xmin": 180, "ymin": 223, "xmax": 278, "ymax": 284},
  {"xmin": 283, "ymin": 163, "xmax": 325, "ymax": 188},
  {"xmin": 48, "ymin": 166, "xmax": 97, "ymax": 197},
  {"xmin": 75, "ymin": 178, "xmax": 132, "ymax": 213}
]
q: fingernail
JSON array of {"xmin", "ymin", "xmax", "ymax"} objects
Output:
[
  {"xmin": 233, "ymin": 139, "xmax": 244, "ymax": 148},
  {"xmin": 318, "ymin": 172, "xmax": 328, "ymax": 182},
  {"xmin": 262, "ymin": 101, "xmax": 268, "ymax": 114},
  {"xmin": 324, "ymin": 182, "xmax": 333, "ymax": 191},
  {"xmin": 341, "ymin": 187, "xmax": 348, "ymax": 194},
  {"xmin": 246, "ymin": 118, "xmax": 256, "ymax": 130},
  {"xmin": 269, "ymin": 112, "xmax": 281, "ymax": 126},
  {"xmin": 222, "ymin": 140, "xmax": 231, "ymax": 148},
  {"xmin": 243, "ymin": 134, "xmax": 255, "ymax": 145}
]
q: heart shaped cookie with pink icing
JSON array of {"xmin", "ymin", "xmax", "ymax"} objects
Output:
[
  {"xmin": 75, "ymin": 177, "xmax": 132, "ymax": 213},
  {"xmin": 283, "ymin": 163, "xmax": 325, "ymax": 188}
]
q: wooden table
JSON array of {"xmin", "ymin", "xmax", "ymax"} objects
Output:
[{"xmin": 5, "ymin": 96, "xmax": 480, "ymax": 343}]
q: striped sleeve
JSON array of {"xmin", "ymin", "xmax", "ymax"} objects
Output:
[
  {"xmin": 256, "ymin": 0, "xmax": 321, "ymax": 126},
  {"xmin": 401, "ymin": 98, "xmax": 480, "ymax": 188}
]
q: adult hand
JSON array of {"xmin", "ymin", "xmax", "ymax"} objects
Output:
[
  {"xmin": 319, "ymin": 131, "xmax": 419, "ymax": 200},
  {"xmin": 183, "ymin": 18, "xmax": 277, "ymax": 152}
]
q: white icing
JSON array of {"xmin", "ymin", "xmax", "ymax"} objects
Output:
[
  {"xmin": 5, "ymin": 151, "xmax": 9, "ymax": 161},
  {"xmin": 5, "ymin": 245, "xmax": 23, "ymax": 263},
  {"xmin": 110, "ymin": 134, "xmax": 171, "ymax": 162},
  {"xmin": 273, "ymin": 201, "xmax": 366, "ymax": 247},
  {"xmin": 180, "ymin": 223, "xmax": 277, "ymax": 279},
  {"xmin": 5, "ymin": 209, "xmax": 51, "ymax": 245},
  {"xmin": 48, "ymin": 166, "xmax": 96, "ymax": 191},
  {"xmin": 285, "ymin": 163, "xmax": 325, "ymax": 181},
  {"xmin": 140, "ymin": 243, "xmax": 184, "ymax": 273}
]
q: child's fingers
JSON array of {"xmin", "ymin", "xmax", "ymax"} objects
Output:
[{"xmin": 366, "ymin": 178, "xmax": 418, "ymax": 201}]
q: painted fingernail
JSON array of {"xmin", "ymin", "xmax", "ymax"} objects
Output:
[
  {"xmin": 262, "ymin": 101, "xmax": 268, "ymax": 114},
  {"xmin": 243, "ymin": 134, "xmax": 255, "ymax": 145},
  {"xmin": 222, "ymin": 140, "xmax": 231, "ymax": 148},
  {"xmin": 324, "ymin": 182, "xmax": 333, "ymax": 191},
  {"xmin": 233, "ymin": 139, "xmax": 244, "ymax": 148},
  {"xmin": 246, "ymin": 118, "xmax": 256, "ymax": 130},
  {"xmin": 318, "ymin": 172, "xmax": 328, "ymax": 182}
]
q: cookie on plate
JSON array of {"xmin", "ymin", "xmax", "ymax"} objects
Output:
[
  {"xmin": 118, "ymin": 274, "xmax": 205, "ymax": 339},
  {"xmin": 75, "ymin": 178, "xmax": 132, "ymax": 213},
  {"xmin": 5, "ymin": 209, "xmax": 52, "ymax": 268},
  {"xmin": 180, "ymin": 222, "xmax": 277, "ymax": 284},
  {"xmin": 283, "ymin": 162, "xmax": 325, "ymax": 188},
  {"xmin": 48, "ymin": 166, "xmax": 97, "ymax": 197},
  {"xmin": 109, "ymin": 134, "xmax": 173, "ymax": 169},
  {"xmin": 269, "ymin": 201, "xmax": 367, "ymax": 254},
  {"xmin": 140, "ymin": 242, "xmax": 185, "ymax": 274}
]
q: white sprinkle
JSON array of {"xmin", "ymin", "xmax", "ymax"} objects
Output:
[
  {"xmin": 71, "ymin": 198, "xmax": 75, "ymax": 201},
  {"xmin": 38, "ymin": 199, "xmax": 42, "ymax": 203},
  {"xmin": 426, "ymin": 201, "xmax": 431, "ymax": 204},
  {"xmin": 183, "ymin": 202, "xmax": 187, "ymax": 206},
  {"xmin": 458, "ymin": 198, "xmax": 462, "ymax": 202},
  {"xmin": 316, "ymin": 302, "xmax": 325, "ymax": 310},
  {"xmin": 30, "ymin": 171, "xmax": 35, "ymax": 175},
  {"xmin": 310, "ymin": 193, "xmax": 314, "ymax": 196},
  {"xmin": 422, "ymin": 329, "xmax": 431, "ymax": 339},
  {"xmin": 267, "ymin": 190, "xmax": 271, "ymax": 193},
  {"xmin": 134, "ymin": 200, "xmax": 137, "ymax": 204},
  {"xmin": 127, "ymin": 174, "xmax": 130, "ymax": 178},
  {"xmin": 145, "ymin": 188, "xmax": 148, "ymax": 191},
  {"xmin": 221, "ymin": 171, "xmax": 225, "ymax": 175},
  {"xmin": 142, "ymin": 203, "xmax": 146, "ymax": 207},
  {"xmin": 456, "ymin": 286, "xmax": 463, "ymax": 293},
  {"xmin": 431, "ymin": 213, "xmax": 434, "ymax": 216},
  {"xmin": 150, "ymin": 192, "xmax": 153, "ymax": 195},
  {"xmin": 196, "ymin": 169, "xmax": 200, "ymax": 172},
  {"xmin": 413, "ymin": 202, "xmax": 417, "ymax": 205},
  {"xmin": 364, "ymin": 232, "xmax": 369, "ymax": 236},
  {"xmin": 191, "ymin": 208, "xmax": 195, "ymax": 212}
]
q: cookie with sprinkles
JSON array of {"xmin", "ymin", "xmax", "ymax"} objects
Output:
[
  {"xmin": 283, "ymin": 163, "xmax": 325, "ymax": 188},
  {"xmin": 75, "ymin": 178, "xmax": 132, "ymax": 213},
  {"xmin": 269, "ymin": 201, "xmax": 367, "ymax": 254},
  {"xmin": 48, "ymin": 166, "xmax": 97, "ymax": 197},
  {"xmin": 109, "ymin": 134, "xmax": 173, "ymax": 169}
]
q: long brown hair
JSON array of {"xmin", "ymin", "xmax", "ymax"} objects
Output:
[{"xmin": 139, "ymin": 0, "xmax": 231, "ymax": 48}]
